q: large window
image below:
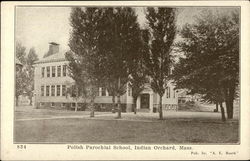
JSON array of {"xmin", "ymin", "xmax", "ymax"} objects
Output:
[
  {"xmin": 52, "ymin": 66, "xmax": 56, "ymax": 77},
  {"xmin": 57, "ymin": 66, "xmax": 61, "ymax": 77},
  {"xmin": 166, "ymin": 87, "xmax": 170, "ymax": 98},
  {"xmin": 56, "ymin": 85, "xmax": 61, "ymax": 96},
  {"xmin": 41, "ymin": 86, "xmax": 44, "ymax": 96},
  {"xmin": 128, "ymin": 86, "xmax": 132, "ymax": 96},
  {"xmin": 46, "ymin": 85, "xmax": 50, "ymax": 96},
  {"xmin": 46, "ymin": 66, "xmax": 50, "ymax": 77},
  {"xmin": 41, "ymin": 67, "xmax": 45, "ymax": 78},
  {"xmin": 102, "ymin": 87, "xmax": 106, "ymax": 96},
  {"xmin": 71, "ymin": 85, "xmax": 76, "ymax": 97},
  {"xmin": 99, "ymin": 87, "xmax": 106, "ymax": 96},
  {"xmin": 62, "ymin": 85, "xmax": 66, "ymax": 96},
  {"xmin": 63, "ymin": 65, "xmax": 67, "ymax": 76},
  {"xmin": 51, "ymin": 85, "xmax": 55, "ymax": 96}
]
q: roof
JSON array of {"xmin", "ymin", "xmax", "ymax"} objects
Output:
[
  {"xmin": 49, "ymin": 42, "xmax": 59, "ymax": 45},
  {"xmin": 34, "ymin": 51, "xmax": 67, "ymax": 64}
]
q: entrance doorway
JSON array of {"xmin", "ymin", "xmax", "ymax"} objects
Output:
[{"xmin": 141, "ymin": 94, "xmax": 150, "ymax": 109}]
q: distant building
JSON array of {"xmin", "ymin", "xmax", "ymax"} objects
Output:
[{"xmin": 33, "ymin": 42, "xmax": 178, "ymax": 112}]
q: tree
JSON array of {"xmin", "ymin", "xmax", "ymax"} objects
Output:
[
  {"xmin": 15, "ymin": 42, "xmax": 27, "ymax": 106},
  {"xmin": 105, "ymin": 78, "xmax": 117, "ymax": 113},
  {"xmin": 65, "ymin": 81, "xmax": 86, "ymax": 112},
  {"xmin": 26, "ymin": 47, "xmax": 39, "ymax": 105},
  {"xmin": 99, "ymin": 7, "xmax": 142, "ymax": 118},
  {"xmin": 172, "ymin": 9, "xmax": 239, "ymax": 120},
  {"xmin": 129, "ymin": 29, "xmax": 149, "ymax": 114},
  {"xmin": 129, "ymin": 68, "xmax": 147, "ymax": 114},
  {"xmin": 16, "ymin": 41, "xmax": 26, "ymax": 64},
  {"xmin": 67, "ymin": 7, "xmax": 105, "ymax": 117},
  {"xmin": 144, "ymin": 8, "xmax": 177, "ymax": 120},
  {"xmin": 15, "ymin": 42, "xmax": 39, "ymax": 106}
]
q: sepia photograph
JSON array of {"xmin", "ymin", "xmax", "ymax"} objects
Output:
[
  {"xmin": 2, "ymin": 1, "xmax": 250, "ymax": 160},
  {"xmin": 14, "ymin": 6, "xmax": 240, "ymax": 144}
]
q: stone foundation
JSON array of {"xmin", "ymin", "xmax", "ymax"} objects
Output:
[{"xmin": 37, "ymin": 102, "xmax": 128, "ymax": 112}]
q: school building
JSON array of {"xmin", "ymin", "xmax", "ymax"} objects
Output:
[{"xmin": 33, "ymin": 42, "xmax": 179, "ymax": 112}]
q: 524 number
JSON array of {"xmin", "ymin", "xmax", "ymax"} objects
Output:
[{"xmin": 17, "ymin": 145, "xmax": 26, "ymax": 149}]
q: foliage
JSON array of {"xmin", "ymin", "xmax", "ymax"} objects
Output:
[
  {"xmin": 144, "ymin": 7, "xmax": 177, "ymax": 119},
  {"xmin": 15, "ymin": 43, "xmax": 39, "ymax": 105},
  {"xmin": 67, "ymin": 7, "xmax": 106, "ymax": 116},
  {"xmin": 172, "ymin": 9, "xmax": 239, "ymax": 120},
  {"xmin": 129, "ymin": 29, "xmax": 149, "ymax": 113},
  {"xmin": 16, "ymin": 41, "xmax": 26, "ymax": 64},
  {"xmin": 96, "ymin": 7, "xmax": 142, "ymax": 118}
]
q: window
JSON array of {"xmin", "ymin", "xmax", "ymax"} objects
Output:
[
  {"xmin": 56, "ymin": 85, "xmax": 61, "ymax": 96},
  {"xmin": 71, "ymin": 85, "xmax": 76, "ymax": 97},
  {"xmin": 46, "ymin": 85, "xmax": 50, "ymax": 96},
  {"xmin": 62, "ymin": 85, "xmax": 66, "ymax": 96},
  {"xmin": 128, "ymin": 86, "xmax": 132, "ymax": 96},
  {"xmin": 63, "ymin": 65, "xmax": 67, "ymax": 76},
  {"xmin": 51, "ymin": 102, "xmax": 55, "ymax": 107},
  {"xmin": 42, "ymin": 67, "xmax": 45, "ymax": 77},
  {"xmin": 107, "ymin": 90, "xmax": 111, "ymax": 96},
  {"xmin": 41, "ymin": 86, "xmax": 44, "ymax": 96},
  {"xmin": 52, "ymin": 66, "xmax": 56, "ymax": 77},
  {"xmin": 166, "ymin": 87, "xmax": 170, "ymax": 98},
  {"xmin": 71, "ymin": 103, "xmax": 76, "ymax": 108},
  {"xmin": 61, "ymin": 103, "xmax": 66, "ymax": 107},
  {"xmin": 99, "ymin": 87, "xmax": 106, "ymax": 96},
  {"xmin": 40, "ymin": 102, "xmax": 44, "ymax": 106},
  {"xmin": 46, "ymin": 66, "xmax": 50, "ymax": 77},
  {"xmin": 51, "ymin": 85, "xmax": 55, "ymax": 96},
  {"xmin": 101, "ymin": 87, "xmax": 106, "ymax": 96},
  {"xmin": 57, "ymin": 66, "xmax": 61, "ymax": 77}
]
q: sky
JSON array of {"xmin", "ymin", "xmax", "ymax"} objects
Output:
[{"xmin": 16, "ymin": 7, "xmax": 236, "ymax": 59}]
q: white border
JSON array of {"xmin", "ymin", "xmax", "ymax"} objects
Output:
[{"xmin": 1, "ymin": 1, "xmax": 250, "ymax": 160}]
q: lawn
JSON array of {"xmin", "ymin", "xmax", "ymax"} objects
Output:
[{"xmin": 14, "ymin": 117, "xmax": 239, "ymax": 144}]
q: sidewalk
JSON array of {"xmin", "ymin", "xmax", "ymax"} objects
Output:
[{"xmin": 15, "ymin": 106, "xmax": 239, "ymax": 123}]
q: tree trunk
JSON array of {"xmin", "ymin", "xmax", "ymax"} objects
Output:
[
  {"xmin": 214, "ymin": 102, "xmax": 218, "ymax": 112},
  {"xmin": 117, "ymin": 94, "xmax": 121, "ymax": 118},
  {"xmin": 112, "ymin": 95, "xmax": 116, "ymax": 113},
  {"xmin": 228, "ymin": 86, "xmax": 235, "ymax": 119},
  {"xmin": 75, "ymin": 101, "xmax": 78, "ymax": 112},
  {"xmin": 133, "ymin": 96, "xmax": 137, "ymax": 114},
  {"xmin": 16, "ymin": 95, "xmax": 19, "ymax": 106},
  {"xmin": 29, "ymin": 95, "xmax": 33, "ymax": 106},
  {"xmin": 223, "ymin": 87, "xmax": 231, "ymax": 119},
  {"xmin": 116, "ymin": 77, "xmax": 121, "ymax": 118},
  {"xmin": 220, "ymin": 102, "xmax": 226, "ymax": 122},
  {"xmin": 90, "ymin": 99, "xmax": 95, "ymax": 117},
  {"xmin": 159, "ymin": 95, "xmax": 163, "ymax": 120}
]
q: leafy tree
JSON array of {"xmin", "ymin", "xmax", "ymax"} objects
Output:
[
  {"xmin": 15, "ymin": 43, "xmax": 39, "ymax": 106},
  {"xmin": 98, "ymin": 7, "xmax": 142, "ymax": 118},
  {"xmin": 15, "ymin": 42, "xmax": 27, "ymax": 105},
  {"xmin": 105, "ymin": 78, "xmax": 117, "ymax": 112},
  {"xmin": 129, "ymin": 29, "xmax": 149, "ymax": 114},
  {"xmin": 26, "ymin": 47, "xmax": 38, "ymax": 105},
  {"xmin": 67, "ymin": 7, "xmax": 105, "ymax": 117},
  {"xmin": 144, "ymin": 8, "xmax": 177, "ymax": 119},
  {"xmin": 64, "ymin": 81, "xmax": 86, "ymax": 112},
  {"xmin": 16, "ymin": 41, "xmax": 26, "ymax": 64},
  {"xmin": 172, "ymin": 9, "xmax": 239, "ymax": 120}
]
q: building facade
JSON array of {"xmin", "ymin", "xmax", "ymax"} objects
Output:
[{"xmin": 34, "ymin": 43, "xmax": 178, "ymax": 112}]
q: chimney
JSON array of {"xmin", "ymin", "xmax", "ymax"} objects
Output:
[{"xmin": 48, "ymin": 42, "xmax": 59, "ymax": 55}]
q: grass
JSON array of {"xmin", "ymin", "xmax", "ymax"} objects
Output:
[{"xmin": 14, "ymin": 117, "xmax": 239, "ymax": 144}]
